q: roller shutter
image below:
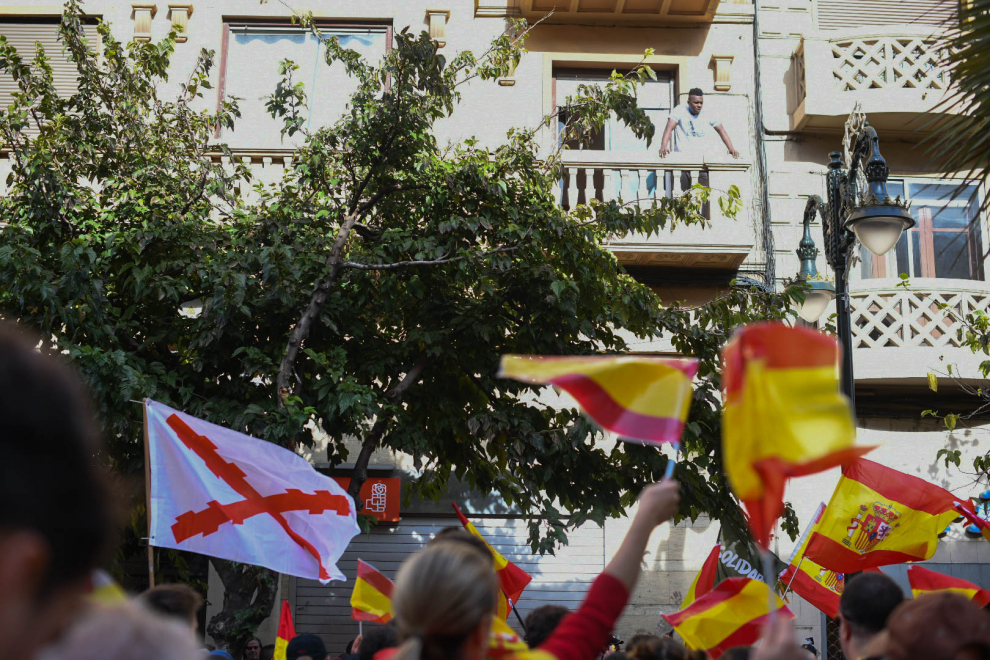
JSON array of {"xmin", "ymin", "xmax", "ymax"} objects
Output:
[
  {"xmin": 0, "ymin": 21, "xmax": 95, "ymax": 111},
  {"xmin": 291, "ymin": 517, "xmax": 606, "ymax": 653},
  {"xmin": 815, "ymin": 0, "xmax": 956, "ymax": 31}
]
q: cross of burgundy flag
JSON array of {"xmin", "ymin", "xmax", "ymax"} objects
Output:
[{"xmin": 145, "ymin": 399, "xmax": 360, "ymax": 583}]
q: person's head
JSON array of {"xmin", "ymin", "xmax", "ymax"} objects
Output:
[
  {"xmin": 359, "ymin": 624, "xmax": 399, "ymax": 660},
  {"xmin": 837, "ymin": 572, "xmax": 903, "ymax": 660},
  {"xmin": 243, "ymin": 637, "xmax": 263, "ymax": 660},
  {"xmin": 392, "ymin": 540, "xmax": 499, "ymax": 660},
  {"xmin": 626, "ymin": 634, "xmax": 660, "ymax": 650},
  {"xmin": 138, "ymin": 583, "xmax": 203, "ymax": 631},
  {"xmin": 719, "ymin": 648, "xmax": 751, "ymax": 660},
  {"xmin": 429, "ymin": 528, "xmax": 493, "ymax": 565},
  {"xmin": 36, "ymin": 600, "xmax": 199, "ymax": 660},
  {"xmin": 523, "ymin": 605, "xmax": 569, "ymax": 648},
  {"xmin": 0, "ymin": 324, "xmax": 113, "ymax": 659},
  {"xmin": 210, "ymin": 652, "xmax": 235, "ymax": 660},
  {"xmin": 626, "ymin": 635, "xmax": 705, "ymax": 660},
  {"xmin": 286, "ymin": 633, "xmax": 328, "ymax": 660},
  {"xmin": 859, "ymin": 592, "xmax": 990, "ymax": 660},
  {"xmin": 687, "ymin": 88, "xmax": 704, "ymax": 115},
  {"xmin": 799, "ymin": 638, "xmax": 817, "ymax": 660}
]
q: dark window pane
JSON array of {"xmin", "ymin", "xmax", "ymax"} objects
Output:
[
  {"xmin": 927, "ymin": 205, "xmax": 974, "ymax": 230},
  {"xmin": 912, "ymin": 232, "xmax": 922, "ymax": 276},
  {"xmin": 908, "ymin": 182, "xmax": 977, "ymax": 205},
  {"xmin": 894, "ymin": 232, "xmax": 910, "ymax": 277},
  {"xmin": 933, "ymin": 232, "xmax": 972, "ymax": 279},
  {"xmin": 887, "ymin": 180, "xmax": 905, "ymax": 199}
]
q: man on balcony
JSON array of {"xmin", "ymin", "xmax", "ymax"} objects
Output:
[{"xmin": 659, "ymin": 88, "xmax": 740, "ymax": 158}]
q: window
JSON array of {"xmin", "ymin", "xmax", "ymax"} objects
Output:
[
  {"xmin": 219, "ymin": 23, "xmax": 390, "ymax": 149},
  {"xmin": 554, "ymin": 68, "xmax": 673, "ymax": 152},
  {"xmin": 0, "ymin": 19, "xmax": 97, "ymax": 112},
  {"xmin": 860, "ymin": 179, "xmax": 984, "ymax": 281}
]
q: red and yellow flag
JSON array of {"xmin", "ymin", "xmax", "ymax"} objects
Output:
[
  {"xmin": 498, "ymin": 356, "xmax": 698, "ymax": 446},
  {"xmin": 274, "ymin": 600, "xmax": 296, "ymax": 660},
  {"xmin": 804, "ymin": 459, "xmax": 990, "ymax": 573},
  {"xmin": 721, "ymin": 322, "xmax": 870, "ymax": 547},
  {"xmin": 663, "ymin": 578, "xmax": 793, "ymax": 659},
  {"xmin": 908, "ymin": 565, "xmax": 990, "ymax": 607},
  {"xmin": 350, "ymin": 560, "xmax": 395, "ymax": 624},
  {"xmin": 680, "ymin": 544, "xmax": 721, "ymax": 609},
  {"xmin": 453, "ymin": 503, "xmax": 533, "ymax": 619},
  {"xmin": 487, "ymin": 616, "xmax": 529, "ymax": 659}
]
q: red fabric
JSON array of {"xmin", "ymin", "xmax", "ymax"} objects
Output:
[{"xmin": 537, "ymin": 573, "xmax": 630, "ymax": 660}]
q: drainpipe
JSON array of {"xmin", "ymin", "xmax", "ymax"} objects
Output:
[{"xmin": 750, "ymin": 0, "xmax": 776, "ymax": 290}]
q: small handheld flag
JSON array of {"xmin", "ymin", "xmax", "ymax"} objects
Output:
[
  {"xmin": 663, "ymin": 578, "xmax": 793, "ymax": 659},
  {"xmin": 351, "ymin": 560, "xmax": 395, "ymax": 624},
  {"xmin": 805, "ymin": 459, "xmax": 990, "ymax": 573},
  {"xmin": 453, "ymin": 503, "xmax": 532, "ymax": 619},
  {"xmin": 908, "ymin": 565, "xmax": 990, "ymax": 607},
  {"xmin": 721, "ymin": 322, "xmax": 871, "ymax": 547},
  {"xmin": 274, "ymin": 600, "xmax": 296, "ymax": 660},
  {"xmin": 680, "ymin": 544, "xmax": 721, "ymax": 609},
  {"xmin": 499, "ymin": 355, "xmax": 698, "ymax": 446}
]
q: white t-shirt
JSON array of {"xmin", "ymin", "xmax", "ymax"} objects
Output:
[{"xmin": 668, "ymin": 104, "xmax": 722, "ymax": 152}]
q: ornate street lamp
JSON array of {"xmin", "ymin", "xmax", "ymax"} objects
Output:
[
  {"xmin": 794, "ymin": 198, "xmax": 835, "ymax": 325},
  {"xmin": 801, "ymin": 111, "xmax": 913, "ymax": 409}
]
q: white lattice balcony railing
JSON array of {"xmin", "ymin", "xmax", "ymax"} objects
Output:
[
  {"xmin": 848, "ymin": 279, "xmax": 990, "ymax": 382},
  {"xmin": 558, "ymin": 151, "xmax": 754, "ymax": 269},
  {"xmin": 791, "ymin": 26, "xmax": 958, "ymax": 136}
]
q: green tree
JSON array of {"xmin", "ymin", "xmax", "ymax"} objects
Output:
[{"xmin": 0, "ymin": 3, "xmax": 800, "ymax": 649}]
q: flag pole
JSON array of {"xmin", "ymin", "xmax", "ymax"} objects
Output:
[
  {"xmin": 782, "ymin": 556, "xmax": 806, "ymax": 598},
  {"xmin": 509, "ymin": 598, "xmax": 527, "ymax": 636},
  {"xmin": 664, "ymin": 444, "xmax": 680, "ymax": 480},
  {"xmin": 142, "ymin": 398, "xmax": 155, "ymax": 588},
  {"xmin": 359, "ymin": 621, "xmax": 363, "ymax": 637}
]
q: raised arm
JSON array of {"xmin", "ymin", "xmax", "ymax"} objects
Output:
[
  {"xmin": 535, "ymin": 481, "xmax": 680, "ymax": 660},
  {"xmin": 714, "ymin": 124, "xmax": 740, "ymax": 158},
  {"xmin": 659, "ymin": 118, "xmax": 678, "ymax": 157}
]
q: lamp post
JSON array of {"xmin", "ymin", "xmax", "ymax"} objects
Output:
[
  {"xmin": 798, "ymin": 120, "xmax": 914, "ymax": 413},
  {"xmin": 795, "ymin": 199, "xmax": 835, "ymax": 326}
]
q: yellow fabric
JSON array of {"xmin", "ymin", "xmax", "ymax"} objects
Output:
[
  {"xmin": 499, "ymin": 356, "xmax": 693, "ymax": 417},
  {"xmin": 913, "ymin": 587, "xmax": 980, "ymax": 599},
  {"xmin": 350, "ymin": 577, "xmax": 394, "ymax": 620},
  {"xmin": 273, "ymin": 638, "xmax": 289, "ymax": 660},
  {"xmin": 815, "ymin": 475, "xmax": 958, "ymax": 561},
  {"xmin": 465, "ymin": 520, "xmax": 510, "ymax": 571},
  {"xmin": 724, "ymin": 360, "xmax": 857, "ymax": 501},
  {"xmin": 87, "ymin": 570, "xmax": 127, "ymax": 604},
  {"xmin": 487, "ymin": 616, "xmax": 528, "ymax": 659},
  {"xmin": 674, "ymin": 580, "xmax": 785, "ymax": 651}
]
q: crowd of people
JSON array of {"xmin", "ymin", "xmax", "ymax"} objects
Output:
[{"xmin": 4, "ymin": 323, "xmax": 990, "ymax": 660}]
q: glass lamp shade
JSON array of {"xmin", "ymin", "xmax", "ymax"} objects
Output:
[
  {"xmin": 797, "ymin": 287, "xmax": 835, "ymax": 324},
  {"xmin": 845, "ymin": 204, "xmax": 915, "ymax": 256}
]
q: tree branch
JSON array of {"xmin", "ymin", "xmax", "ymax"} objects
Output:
[{"xmin": 341, "ymin": 244, "xmax": 523, "ymax": 272}]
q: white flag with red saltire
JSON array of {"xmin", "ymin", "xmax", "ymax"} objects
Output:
[{"xmin": 145, "ymin": 399, "xmax": 359, "ymax": 583}]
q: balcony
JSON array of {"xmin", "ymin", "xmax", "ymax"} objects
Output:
[
  {"xmin": 512, "ymin": 0, "xmax": 749, "ymax": 25},
  {"xmin": 560, "ymin": 150, "xmax": 753, "ymax": 269},
  {"xmin": 791, "ymin": 27, "xmax": 958, "ymax": 136},
  {"xmin": 849, "ymin": 279, "xmax": 990, "ymax": 383}
]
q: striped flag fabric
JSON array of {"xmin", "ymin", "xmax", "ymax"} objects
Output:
[
  {"xmin": 351, "ymin": 560, "xmax": 395, "ymax": 623},
  {"xmin": 680, "ymin": 544, "xmax": 721, "ymax": 609},
  {"xmin": 804, "ymin": 459, "xmax": 990, "ymax": 573},
  {"xmin": 453, "ymin": 503, "xmax": 532, "ymax": 619},
  {"xmin": 721, "ymin": 322, "xmax": 870, "ymax": 547},
  {"xmin": 908, "ymin": 566, "xmax": 990, "ymax": 607},
  {"xmin": 663, "ymin": 577, "xmax": 793, "ymax": 659},
  {"xmin": 274, "ymin": 600, "xmax": 296, "ymax": 660},
  {"xmin": 498, "ymin": 355, "xmax": 698, "ymax": 446},
  {"xmin": 777, "ymin": 503, "xmax": 848, "ymax": 618}
]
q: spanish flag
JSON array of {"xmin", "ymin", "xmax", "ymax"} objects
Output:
[
  {"xmin": 908, "ymin": 565, "xmax": 990, "ymax": 607},
  {"xmin": 498, "ymin": 355, "xmax": 698, "ymax": 445},
  {"xmin": 453, "ymin": 503, "xmax": 532, "ymax": 618},
  {"xmin": 680, "ymin": 544, "xmax": 721, "ymax": 609},
  {"xmin": 85, "ymin": 570, "xmax": 127, "ymax": 604},
  {"xmin": 663, "ymin": 578, "xmax": 793, "ymax": 659},
  {"xmin": 351, "ymin": 560, "xmax": 395, "ymax": 624},
  {"xmin": 721, "ymin": 322, "xmax": 870, "ymax": 547},
  {"xmin": 488, "ymin": 616, "xmax": 529, "ymax": 659},
  {"xmin": 804, "ymin": 459, "xmax": 990, "ymax": 573},
  {"xmin": 274, "ymin": 600, "xmax": 296, "ymax": 660}
]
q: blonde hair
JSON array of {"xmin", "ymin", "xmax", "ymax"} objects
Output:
[{"xmin": 392, "ymin": 540, "xmax": 500, "ymax": 660}]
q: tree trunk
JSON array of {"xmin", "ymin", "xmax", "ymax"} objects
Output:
[{"xmin": 206, "ymin": 560, "xmax": 280, "ymax": 654}]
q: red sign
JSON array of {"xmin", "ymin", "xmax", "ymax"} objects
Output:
[{"xmin": 332, "ymin": 477, "xmax": 401, "ymax": 523}]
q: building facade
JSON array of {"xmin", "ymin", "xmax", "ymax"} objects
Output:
[{"xmin": 2, "ymin": 0, "xmax": 986, "ymax": 656}]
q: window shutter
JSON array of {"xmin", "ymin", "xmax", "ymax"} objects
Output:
[
  {"xmin": 0, "ymin": 22, "xmax": 94, "ymax": 111},
  {"xmin": 815, "ymin": 0, "xmax": 956, "ymax": 31}
]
